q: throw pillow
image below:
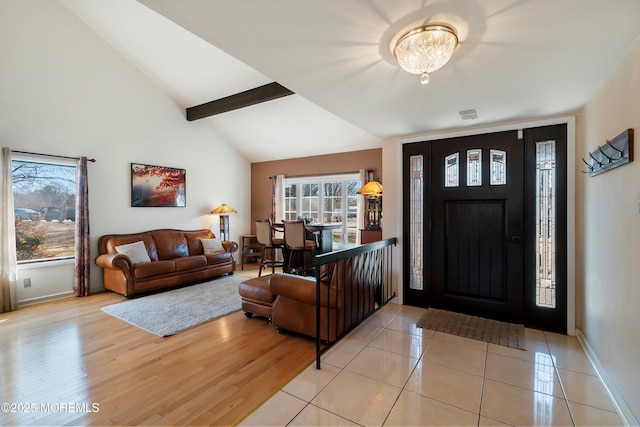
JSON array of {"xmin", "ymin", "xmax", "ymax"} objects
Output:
[
  {"xmin": 115, "ymin": 240, "xmax": 151, "ymax": 265},
  {"xmin": 201, "ymin": 238, "xmax": 224, "ymax": 254}
]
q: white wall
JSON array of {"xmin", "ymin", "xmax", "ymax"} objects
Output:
[
  {"xmin": 577, "ymin": 36, "xmax": 640, "ymax": 423},
  {"xmin": 0, "ymin": 0, "xmax": 251, "ymax": 302}
]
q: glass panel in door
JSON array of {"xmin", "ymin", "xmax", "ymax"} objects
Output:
[{"xmin": 409, "ymin": 154, "xmax": 424, "ymax": 290}]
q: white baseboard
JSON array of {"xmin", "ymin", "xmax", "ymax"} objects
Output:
[
  {"xmin": 18, "ymin": 291, "xmax": 75, "ymax": 307},
  {"xmin": 576, "ymin": 328, "xmax": 638, "ymax": 427}
]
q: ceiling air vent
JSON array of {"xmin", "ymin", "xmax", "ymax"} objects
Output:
[{"xmin": 459, "ymin": 109, "xmax": 478, "ymax": 120}]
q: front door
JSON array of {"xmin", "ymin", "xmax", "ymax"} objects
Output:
[
  {"xmin": 430, "ymin": 131, "xmax": 524, "ymax": 322},
  {"xmin": 403, "ymin": 125, "xmax": 567, "ymax": 331}
]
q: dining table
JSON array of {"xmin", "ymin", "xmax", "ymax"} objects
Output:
[
  {"xmin": 273, "ymin": 222, "xmax": 341, "ymax": 254},
  {"xmin": 303, "ymin": 223, "xmax": 341, "ymax": 254}
]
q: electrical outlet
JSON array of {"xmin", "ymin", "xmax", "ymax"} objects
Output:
[{"xmin": 23, "ymin": 278, "xmax": 31, "ymax": 287}]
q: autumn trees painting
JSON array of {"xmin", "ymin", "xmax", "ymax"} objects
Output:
[{"xmin": 131, "ymin": 163, "xmax": 186, "ymax": 207}]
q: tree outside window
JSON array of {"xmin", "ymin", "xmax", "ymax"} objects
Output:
[{"xmin": 12, "ymin": 159, "xmax": 77, "ymax": 262}]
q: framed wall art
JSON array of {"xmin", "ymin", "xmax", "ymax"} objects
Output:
[{"xmin": 131, "ymin": 163, "xmax": 186, "ymax": 207}]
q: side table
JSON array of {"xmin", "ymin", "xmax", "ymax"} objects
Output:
[
  {"xmin": 240, "ymin": 235, "xmax": 262, "ymax": 270},
  {"xmin": 360, "ymin": 229, "xmax": 382, "ymax": 244}
]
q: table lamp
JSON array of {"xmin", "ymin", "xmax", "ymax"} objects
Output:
[
  {"xmin": 357, "ymin": 181, "xmax": 383, "ymax": 230},
  {"xmin": 211, "ymin": 203, "xmax": 237, "ymax": 241}
]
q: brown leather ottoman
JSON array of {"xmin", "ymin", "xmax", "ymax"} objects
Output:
[{"xmin": 238, "ymin": 275, "xmax": 276, "ymax": 320}]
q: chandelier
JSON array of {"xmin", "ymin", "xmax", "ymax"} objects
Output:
[{"xmin": 393, "ymin": 23, "xmax": 458, "ymax": 85}]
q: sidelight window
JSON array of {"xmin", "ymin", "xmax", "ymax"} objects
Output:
[
  {"xmin": 535, "ymin": 140, "xmax": 556, "ymax": 308},
  {"xmin": 409, "ymin": 155, "xmax": 424, "ymax": 290}
]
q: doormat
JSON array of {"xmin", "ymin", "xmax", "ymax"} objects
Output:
[{"xmin": 416, "ymin": 308, "xmax": 526, "ymax": 350}]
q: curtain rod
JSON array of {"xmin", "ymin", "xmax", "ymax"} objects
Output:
[
  {"xmin": 12, "ymin": 150, "xmax": 96, "ymax": 162},
  {"xmin": 268, "ymin": 170, "xmax": 360, "ymax": 179}
]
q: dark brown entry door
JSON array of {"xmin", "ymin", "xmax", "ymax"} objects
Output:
[
  {"xmin": 430, "ymin": 130, "xmax": 524, "ymax": 323},
  {"xmin": 403, "ymin": 125, "xmax": 567, "ymax": 332}
]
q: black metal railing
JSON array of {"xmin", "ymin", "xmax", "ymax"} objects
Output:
[{"xmin": 313, "ymin": 238, "xmax": 397, "ymax": 368}]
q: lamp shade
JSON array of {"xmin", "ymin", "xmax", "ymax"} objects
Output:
[
  {"xmin": 210, "ymin": 204, "xmax": 237, "ymax": 215},
  {"xmin": 357, "ymin": 181, "xmax": 383, "ymax": 196}
]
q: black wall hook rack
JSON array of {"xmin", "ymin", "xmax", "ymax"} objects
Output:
[{"xmin": 582, "ymin": 128, "xmax": 633, "ymax": 176}]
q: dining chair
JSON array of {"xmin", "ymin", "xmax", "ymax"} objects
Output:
[
  {"xmin": 255, "ymin": 219, "xmax": 285, "ymax": 277},
  {"xmin": 282, "ymin": 219, "xmax": 317, "ymax": 276}
]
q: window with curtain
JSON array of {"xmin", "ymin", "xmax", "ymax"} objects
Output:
[
  {"xmin": 11, "ymin": 155, "xmax": 77, "ymax": 262},
  {"xmin": 283, "ymin": 173, "xmax": 361, "ymax": 245}
]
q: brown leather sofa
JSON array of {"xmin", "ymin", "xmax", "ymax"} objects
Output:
[
  {"xmin": 268, "ymin": 261, "xmax": 375, "ymax": 342},
  {"xmin": 96, "ymin": 229, "xmax": 238, "ymax": 297}
]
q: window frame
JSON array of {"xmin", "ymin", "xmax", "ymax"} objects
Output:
[
  {"xmin": 283, "ymin": 173, "xmax": 361, "ymax": 246},
  {"xmin": 11, "ymin": 153, "xmax": 77, "ymax": 264}
]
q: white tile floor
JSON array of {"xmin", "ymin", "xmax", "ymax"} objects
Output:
[{"xmin": 239, "ymin": 303, "xmax": 622, "ymax": 426}]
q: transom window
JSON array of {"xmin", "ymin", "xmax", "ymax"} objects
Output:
[
  {"xmin": 443, "ymin": 148, "xmax": 508, "ymax": 188},
  {"xmin": 467, "ymin": 149, "xmax": 482, "ymax": 186},
  {"xmin": 444, "ymin": 153, "xmax": 459, "ymax": 188}
]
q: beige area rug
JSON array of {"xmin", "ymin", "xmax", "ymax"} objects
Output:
[
  {"xmin": 101, "ymin": 275, "xmax": 242, "ymax": 337},
  {"xmin": 416, "ymin": 308, "xmax": 526, "ymax": 350}
]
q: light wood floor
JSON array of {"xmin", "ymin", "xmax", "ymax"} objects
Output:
[{"xmin": 0, "ymin": 265, "xmax": 316, "ymax": 426}]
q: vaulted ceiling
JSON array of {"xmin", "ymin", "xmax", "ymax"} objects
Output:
[{"xmin": 60, "ymin": 0, "xmax": 640, "ymax": 162}]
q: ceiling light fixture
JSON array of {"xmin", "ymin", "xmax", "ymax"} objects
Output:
[{"xmin": 393, "ymin": 23, "xmax": 458, "ymax": 85}]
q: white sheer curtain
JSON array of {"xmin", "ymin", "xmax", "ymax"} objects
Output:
[
  {"xmin": 1, "ymin": 148, "xmax": 18, "ymax": 312},
  {"xmin": 274, "ymin": 174, "xmax": 285, "ymax": 223},
  {"xmin": 272, "ymin": 174, "xmax": 286, "ymax": 261},
  {"xmin": 357, "ymin": 169, "xmax": 372, "ymax": 245}
]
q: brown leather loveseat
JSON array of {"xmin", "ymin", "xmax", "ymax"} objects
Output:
[
  {"xmin": 96, "ymin": 229, "xmax": 238, "ymax": 297},
  {"xmin": 268, "ymin": 260, "xmax": 376, "ymax": 342}
]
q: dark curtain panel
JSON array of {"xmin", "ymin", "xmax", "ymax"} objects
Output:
[{"xmin": 73, "ymin": 157, "xmax": 90, "ymax": 296}]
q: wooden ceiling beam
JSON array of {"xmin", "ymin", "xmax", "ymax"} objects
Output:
[{"xmin": 186, "ymin": 82, "xmax": 294, "ymax": 121}]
